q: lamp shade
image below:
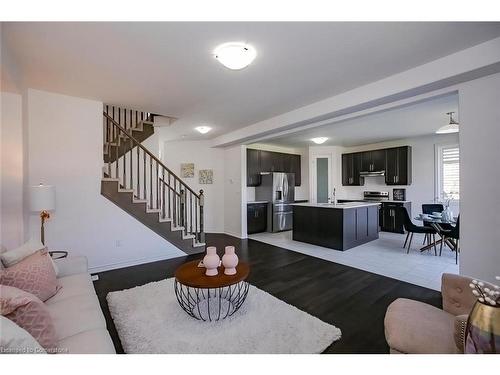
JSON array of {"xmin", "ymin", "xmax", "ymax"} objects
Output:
[{"xmin": 30, "ymin": 184, "xmax": 56, "ymax": 212}]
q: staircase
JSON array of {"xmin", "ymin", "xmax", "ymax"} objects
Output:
[{"xmin": 100, "ymin": 105, "xmax": 206, "ymax": 254}]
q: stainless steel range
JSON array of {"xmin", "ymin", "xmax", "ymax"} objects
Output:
[{"xmin": 363, "ymin": 191, "xmax": 390, "ymax": 201}]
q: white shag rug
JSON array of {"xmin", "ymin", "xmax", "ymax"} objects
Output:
[{"xmin": 107, "ymin": 278, "xmax": 341, "ymax": 354}]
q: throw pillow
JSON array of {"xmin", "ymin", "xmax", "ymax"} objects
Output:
[
  {"xmin": 1, "ymin": 238, "xmax": 59, "ymax": 276},
  {"xmin": 0, "ymin": 285, "xmax": 57, "ymax": 352},
  {"xmin": 0, "ymin": 249, "xmax": 61, "ymax": 302},
  {"xmin": 0, "ymin": 315, "xmax": 46, "ymax": 354}
]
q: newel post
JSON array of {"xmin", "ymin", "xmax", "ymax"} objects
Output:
[{"xmin": 199, "ymin": 189, "xmax": 205, "ymax": 243}]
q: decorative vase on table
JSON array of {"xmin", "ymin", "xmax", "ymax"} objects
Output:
[
  {"xmin": 222, "ymin": 246, "xmax": 239, "ymax": 275},
  {"xmin": 203, "ymin": 247, "xmax": 220, "ymax": 276},
  {"xmin": 465, "ymin": 301, "xmax": 500, "ymax": 353}
]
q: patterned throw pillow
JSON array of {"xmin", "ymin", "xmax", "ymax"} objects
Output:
[
  {"xmin": 0, "ymin": 250, "xmax": 61, "ymax": 302},
  {"xmin": 0, "ymin": 315, "xmax": 46, "ymax": 354},
  {"xmin": 0, "ymin": 285, "xmax": 57, "ymax": 352}
]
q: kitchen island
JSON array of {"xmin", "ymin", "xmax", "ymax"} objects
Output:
[{"xmin": 292, "ymin": 202, "xmax": 381, "ymax": 251}]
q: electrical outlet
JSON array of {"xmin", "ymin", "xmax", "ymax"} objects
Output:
[{"xmin": 115, "ymin": 240, "xmax": 122, "ymax": 247}]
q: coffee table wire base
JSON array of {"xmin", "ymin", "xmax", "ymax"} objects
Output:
[{"xmin": 174, "ymin": 280, "xmax": 249, "ymax": 321}]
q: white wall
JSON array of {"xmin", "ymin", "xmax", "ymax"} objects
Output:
[
  {"xmin": 224, "ymin": 145, "xmax": 246, "ymax": 238},
  {"xmin": 459, "ymin": 73, "xmax": 500, "ymax": 284},
  {"xmin": 334, "ymin": 133, "xmax": 460, "ymax": 215},
  {"xmin": 245, "ymin": 143, "xmax": 309, "ymax": 202},
  {"xmin": 26, "ymin": 89, "xmax": 184, "ymax": 272},
  {"xmin": 1, "ymin": 92, "xmax": 25, "ymax": 249},
  {"xmin": 161, "ymin": 140, "xmax": 225, "ymax": 233}
]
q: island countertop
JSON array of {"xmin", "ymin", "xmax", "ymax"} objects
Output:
[{"xmin": 291, "ymin": 202, "xmax": 381, "ymax": 209}]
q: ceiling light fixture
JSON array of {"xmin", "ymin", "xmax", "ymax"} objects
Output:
[
  {"xmin": 311, "ymin": 137, "xmax": 328, "ymax": 144},
  {"xmin": 195, "ymin": 126, "xmax": 212, "ymax": 134},
  {"xmin": 436, "ymin": 112, "xmax": 459, "ymax": 134},
  {"xmin": 213, "ymin": 42, "xmax": 257, "ymax": 70}
]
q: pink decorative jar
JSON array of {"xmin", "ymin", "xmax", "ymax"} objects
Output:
[
  {"xmin": 222, "ymin": 246, "xmax": 238, "ymax": 275},
  {"xmin": 203, "ymin": 247, "xmax": 220, "ymax": 276}
]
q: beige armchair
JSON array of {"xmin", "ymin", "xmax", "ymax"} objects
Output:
[{"xmin": 384, "ymin": 273, "xmax": 478, "ymax": 354}]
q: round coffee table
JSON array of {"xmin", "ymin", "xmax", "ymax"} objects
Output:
[{"xmin": 174, "ymin": 260, "xmax": 250, "ymax": 321}]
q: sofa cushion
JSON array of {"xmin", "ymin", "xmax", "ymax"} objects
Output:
[
  {"xmin": 45, "ymin": 273, "xmax": 95, "ymax": 305},
  {"xmin": 54, "ymin": 256, "xmax": 88, "ymax": 278},
  {"xmin": 384, "ymin": 298, "xmax": 458, "ymax": 354},
  {"xmin": 0, "ymin": 285, "xmax": 57, "ymax": 351},
  {"xmin": 46, "ymin": 294, "xmax": 106, "ymax": 341},
  {"xmin": 0, "ymin": 250, "xmax": 61, "ymax": 302},
  {"xmin": 57, "ymin": 329, "xmax": 116, "ymax": 354}
]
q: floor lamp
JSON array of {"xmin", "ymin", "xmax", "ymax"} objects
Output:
[{"xmin": 30, "ymin": 183, "xmax": 56, "ymax": 245}]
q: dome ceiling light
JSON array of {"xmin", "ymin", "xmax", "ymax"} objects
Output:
[
  {"xmin": 436, "ymin": 112, "xmax": 459, "ymax": 134},
  {"xmin": 213, "ymin": 42, "xmax": 257, "ymax": 70},
  {"xmin": 311, "ymin": 137, "xmax": 328, "ymax": 144},
  {"xmin": 195, "ymin": 126, "xmax": 212, "ymax": 134}
]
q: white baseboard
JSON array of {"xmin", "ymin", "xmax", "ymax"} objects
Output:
[
  {"xmin": 88, "ymin": 253, "xmax": 185, "ymax": 274},
  {"xmin": 223, "ymin": 231, "xmax": 247, "ymax": 239}
]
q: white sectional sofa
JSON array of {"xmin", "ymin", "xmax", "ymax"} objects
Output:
[{"xmin": 46, "ymin": 256, "xmax": 115, "ymax": 354}]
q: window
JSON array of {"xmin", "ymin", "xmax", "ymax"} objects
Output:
[{"xmin": 436, "ymin": 144, "xmax": 460, "ymax": 201}]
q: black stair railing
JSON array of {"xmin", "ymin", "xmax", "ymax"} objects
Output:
[{"xmin": 103, "ymin": 111, "xmax": 205, "ymax": 244}]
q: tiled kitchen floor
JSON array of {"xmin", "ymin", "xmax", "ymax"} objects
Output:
[{"xmin": 249, "ymin": 230, "xmax": 459, "ymax": 291}]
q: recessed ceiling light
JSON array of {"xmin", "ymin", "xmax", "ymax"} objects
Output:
[
  {"xmin": 195, "ymin": 126, "xmax": 212, "ymax": 134},
  {"xmin": 436, "ymin": 112, "xmax": 459, "ymax": 134},
  {"xmin": 213, "ymin": 42, "xmax": 257, "ymax": 70},
  {"xmin": 311, "ymin": 137, "xmax": 328, "ymax": 144}
]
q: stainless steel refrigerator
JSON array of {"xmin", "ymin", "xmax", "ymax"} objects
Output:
[{"xmin": 255, "ymin": 172, "xmax": 295, "ymax": 232}]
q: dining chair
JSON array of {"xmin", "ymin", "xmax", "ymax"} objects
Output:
[
  {"xmin": 439, "ymin": 216, "xmax": 460, "ymax": 264},
  {"xmin": 421, "ymin": 204, "xmax": 443, "ymax": 244},
  {"xmin": 399, "ymin": 206, "xmax": 437, "ymax": 255}
]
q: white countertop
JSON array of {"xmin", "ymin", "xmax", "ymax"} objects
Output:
[
  {"xmin": 292, "ymin": 202, "xmax": 381, "ymax": 209},
  {"xmin": 247, "ymin": 201, "xmax": 269, "ymax": 204},
  {"xmin": 339, "ymin": 198, "xmax": 411, "ymax": 204}
]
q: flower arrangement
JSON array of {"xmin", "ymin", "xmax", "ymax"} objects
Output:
[{"xmin": 469, "ymin": 276, "xmax": 500, "ymax": 306}]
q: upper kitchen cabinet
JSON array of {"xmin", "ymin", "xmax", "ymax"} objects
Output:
[
  {"xmin": 361, "ymin": 149, "xmax": 386, "ymax": 172},
  {"xmin": 290, "ymin": 154, "xmax": 301, "ymax": 186},
  {"xmin": 342, "ymin": 152, "xmax": 363, "ymax": 186},
  {"xmin": 385, "ymin": 146, "xmax": 412, "ymax": 185},
  {"xmin": 246, "ymin": 148, "xmax": 261, "ymax": 187},
  {"xmin": 259, "ymin": 150, "xmax": 283, "ymax": 172},
  {"xmin": 247, "ymin": 149, "xmax": 301, "ymax": 186}
]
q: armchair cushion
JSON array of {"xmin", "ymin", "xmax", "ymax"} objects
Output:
[
  {"xmin": 441, "ymin": 273, "xmax": 476, "ymax": 316},
  {"xmin": 384, "ymin": 298, "xmax": 458, "ymax": 354}
]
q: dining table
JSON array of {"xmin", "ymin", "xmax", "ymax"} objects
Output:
[{"xmin": 414, "ymin": 215, "xmax": 457, "ymax": 252}]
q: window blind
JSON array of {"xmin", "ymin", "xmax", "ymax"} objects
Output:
[{"xmin": 442, "ymin": 146, "xmax": 459, "ymax": 200}]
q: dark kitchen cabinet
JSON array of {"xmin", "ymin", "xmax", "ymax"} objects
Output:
[
  {"xmin": 259, "ymin": 150, "xmax": 284, "ymax": 173},
  {"xmin": 290, "ymin": 154, "xmax": 301, "ymax": 187},
  {"xmin": 341, "ymin": 145, "xmax": 412, "ymax": 187},
  {"xmin": 342, "ymin": 152, "xmax": 363, "ymax": 186},
  {"xmin": 379, "ymin": 201, "xmax": 411, "ymax": 234},
  {"xmin": 247, "ymin": 203, "xmax": 268, "ymax": 234},
  {"xmin": 246, "ymin": 149, "xmax": 261, "ymax": 187},
  {"xmin": 258, "ymin": 150, "xmax": 272, "ymax": 173},
  {"xmin": 385, "ymin": 146, "xmax": 412, "ymax": 185},
  {"xmin": 247, "ymin": 149, "xmax": 301, "ymax": 186},
  {"xmin": 361, "ymin": 149, "xmax": 386, "ymax": 172}
]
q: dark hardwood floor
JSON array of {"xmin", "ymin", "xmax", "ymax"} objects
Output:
[{"xmin": 93, "ymin": 233, "xmax": 442, "ymax": 354}]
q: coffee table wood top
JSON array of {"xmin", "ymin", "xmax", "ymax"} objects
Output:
[{"xmin": 174, "ymin": 260, "xmax": 250, "ymax": 289}]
